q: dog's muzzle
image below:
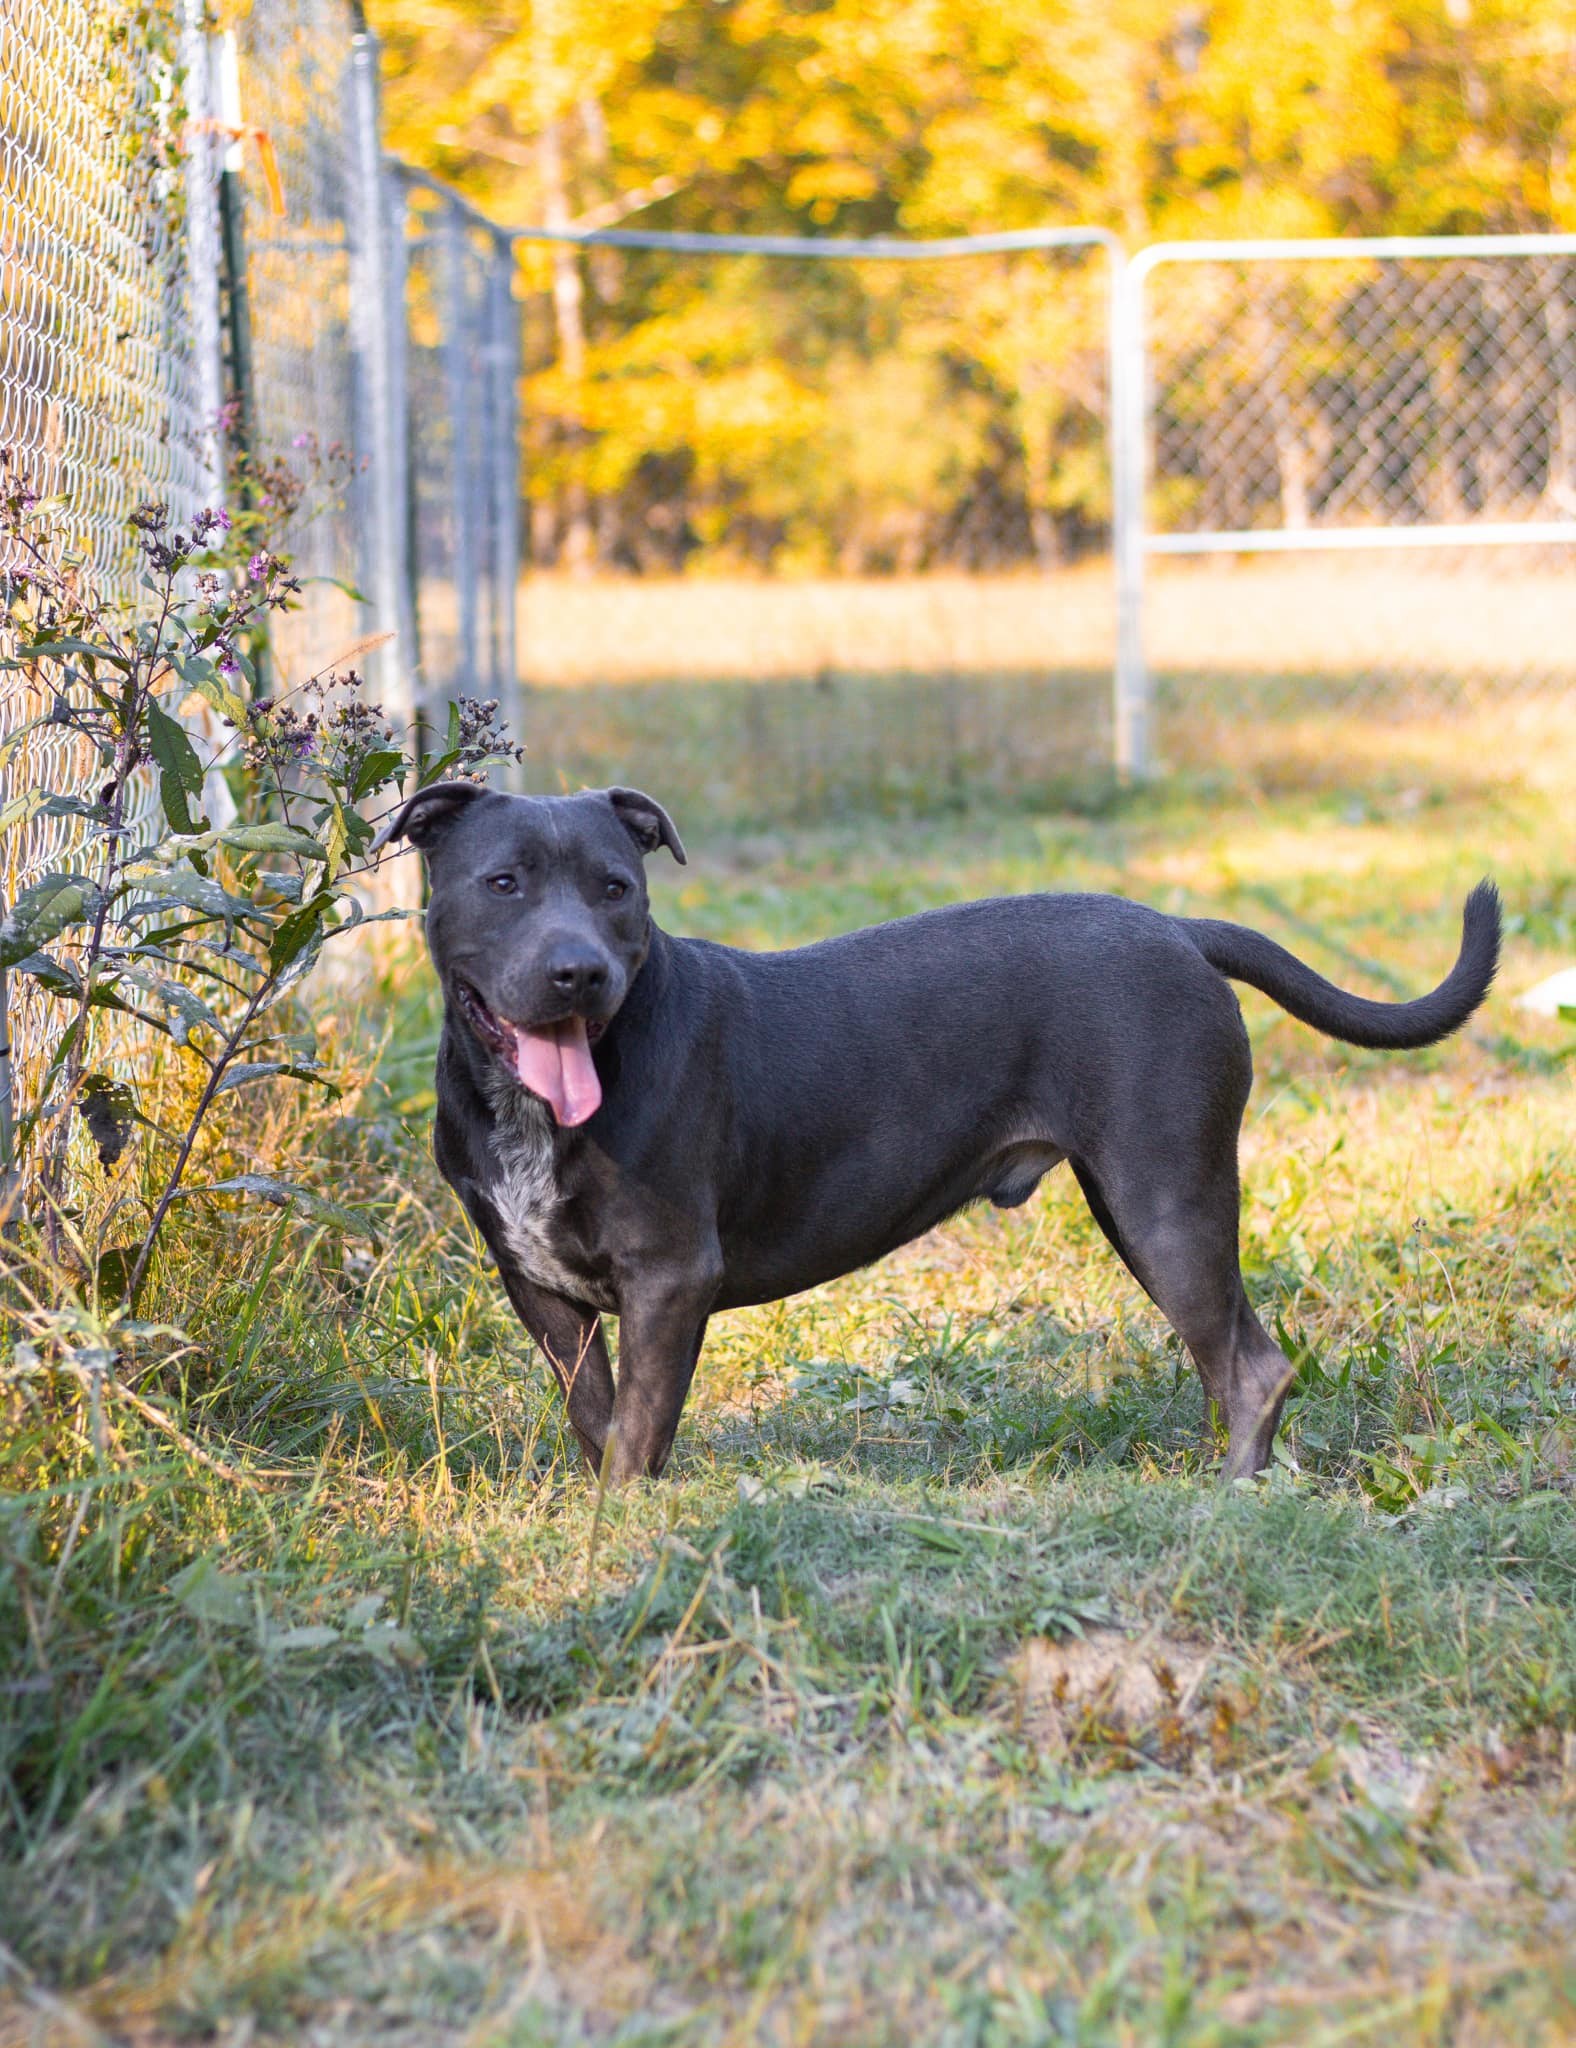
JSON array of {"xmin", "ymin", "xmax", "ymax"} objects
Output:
[{"xmin": 454, "ymin": 978, "xmax": 606, "ymax": 1126}]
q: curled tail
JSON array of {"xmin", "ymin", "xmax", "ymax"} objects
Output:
[{"xmin": 1181, "ymin": 880, "xmax": 1501, "ymax": 1050}]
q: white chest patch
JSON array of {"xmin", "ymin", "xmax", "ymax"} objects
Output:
[{"xmin": 479, "ymin": 1074, "xmax": 614, "ymax": 1309}]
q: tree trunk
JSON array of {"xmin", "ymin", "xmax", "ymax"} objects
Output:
[{"xmin": 537, "ymin": 114, "xmax": 594, "ymax": 576}]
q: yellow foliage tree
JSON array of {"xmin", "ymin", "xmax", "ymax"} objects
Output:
[{"xmin": 367, "ymin": 0, "xmax": 1576, "ymax": 569}]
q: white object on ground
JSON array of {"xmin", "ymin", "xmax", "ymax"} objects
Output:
[{"xmin": 1516, "ymin": 966, "xmax": 1576, "ymax": 1016}]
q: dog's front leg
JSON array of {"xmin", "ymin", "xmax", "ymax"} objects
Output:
[
  {"xmin": 497, "ymin": 1272, "xmax": 617, "ymax": 1473},
  {"xmin": 606, "ymin": 1265, "xmax": 718, "ymax": 1483}
]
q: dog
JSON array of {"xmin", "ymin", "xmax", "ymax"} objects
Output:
[{"xmin": 386, "ymin": 780, "xmax": 1499, "ymax": 1484}]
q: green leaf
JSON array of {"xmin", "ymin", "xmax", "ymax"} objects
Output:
[
  {"xmin": 264, "ymin": 1624, "xmax": 341, "ymax": 1653},
  {"xmin": 15, "ymin": 637, "xmax": 131, "ymax": 670},
  {"xmin": 176, "ymin": 1174, "xmax": 378, "ymax": 1240},
  {"xmin": 8, "ymin": 950, "xmax": 82, "ymax": 998},
  {"xmin": 38, "ymin": 793, "xmax": 108, "ymax": 823},
  {"xmin": 351, "ymin": 747, "xmax": 406, "ymax": 803},
  {"xmin": 360, "ymin": 1620, "xmax": 424, "ymax": 1667},
  {"xmin": 157, "ymin": 770, "xmax": 198, "ymax": 837},
  {"xmin": 0, "ymin": 789, "xmax": 51, "ymax": 839},
  {"xmin": 181, "ymin": 666, "xmax": 249, "ymax": 728},
  {"xmin": 146, "ymin": 698, "xmax": 209, "ymax": 836},
  {"xmin": 117, "ymin": 869, "xmax": 259, "ymax": 926},
  {"xmin": 329, "ymin": 904, "xmax": 417, "ymax": 933},
  {"xmin": 213, "ymin": 1061, "xmax": 340, "ymax": 1097},
  {"xmin": 217, "ymin": 822, "xmax": 326, "ymax": 858},
  {"xmin": 0, "ymin": 873, "xmax": 100, "ymax": 966},
  {"xmin": 268, "ymin": 892, "xmax": 330, "ymax": 976},
  {"xmin": 169, "ymin": 1558, "xmax": 254, "ymax": 1625},
  {"xmin": 109, "ymin": 965, "xmax": 220, "ymax": 1043},
  {"xmin": 14, "ymin": 952, "xmax": 146, "ymax": 1025},
  {"xmin": 323, "ymin": 805, "xmax": 350, "ymax": 882},
  {"xmin": 302, "ymin": 574, "xmax": 368, "ymax": 605}
]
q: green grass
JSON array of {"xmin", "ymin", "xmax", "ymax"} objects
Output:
[{"xmin": 2, "ymin": 714, "xmax": 1575, "ymax": 2045}]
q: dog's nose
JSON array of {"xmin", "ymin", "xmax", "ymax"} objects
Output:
[{"xmin": 546, "ymin": 954, "xmax": 608, "ymax": 1004}]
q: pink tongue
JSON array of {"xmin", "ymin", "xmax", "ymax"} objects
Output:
[{"xmin": 512, "ymin": 1017, "xmax": 602, "ymax": 1126}]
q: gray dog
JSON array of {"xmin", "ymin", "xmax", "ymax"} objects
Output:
[{"xmin": 387, "ymin": 781, "xmax": 1499, "ymax": 1484}]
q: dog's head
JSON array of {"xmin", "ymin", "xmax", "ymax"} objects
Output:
[{"xmin": 383, "ymin": 782, "xmax": 685, "ymax": 1127}]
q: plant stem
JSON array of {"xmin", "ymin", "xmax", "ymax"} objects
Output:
[{"xmin": 125, "ymin": 974, "xmax": 272, "ymax": 1304}]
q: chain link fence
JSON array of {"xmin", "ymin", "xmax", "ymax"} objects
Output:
[
  {"xmin": 507, "ymin": 229, "xmax": 1117, "ymax": 825},
  {"xmin": 226, "ymin": 0, "xmax": 363, "ymax": 682},
  {"xmin": 1117, "ymin": 239, "xmax": 1576, "ymax": 771},
  {"xmin": 0, "ymin": 0, "xmax": 217, "ymax": 1181},
  {"xmin": 397, "ymin": 168, "xmax": 518, "ymax": 726},
  {"xmin": 0, "ymin": 0, "xmax": 402, "ymax": 1193}
]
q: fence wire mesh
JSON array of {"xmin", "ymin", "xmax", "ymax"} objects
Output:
[
  {"xmin": 509, "ymin": 237, "xmax": 1115, "ymax": 825},
  {"xmin": 399, "ymin": 171, "xmax": 518, "ymax": 731},
  {"xmin": 231, "ymin": 0, "xmax": 363, "ymax": 684},
  {"xmin": 1138, "ymin": 249, "xmax": 1576, "ymax": 757},
  {"xmin": 0, "ymin": 0, "xmax": 399, "ymax": 1194},
  {"xmin": 0, "ymin": 0, "xmax": 217, "ymax": 1162},
  {"xmin": 0, "ymin": 0, "xmax": 209, "ymax": 587}
]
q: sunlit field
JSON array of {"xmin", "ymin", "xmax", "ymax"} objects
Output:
[
  {"xmin": 479, "ymin": 560, "xmax": 1576, "ymax": 826},
  {"xmin": 2, "ymin": 704, "xmax": 1574, "ymax": 2044},
  {"xmin": 511, "ymin": 557, "xmax": 1576, "ymax": 690}
]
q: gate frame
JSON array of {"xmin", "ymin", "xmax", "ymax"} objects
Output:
[{"xmin": 1112, "ymin": 232, "xmax": 1576, "ymax": 777}]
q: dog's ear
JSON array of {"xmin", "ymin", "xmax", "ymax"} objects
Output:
[
  {"xmin": 607, "ymin": 786, "xmax": 687, "ymax": 865},
  {"xmin": 375, "ymin": 779, "xmax": 488, "ymax": 854}
]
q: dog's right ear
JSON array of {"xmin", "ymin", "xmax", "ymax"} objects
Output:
[{"xmin": 374, "ymin": 779, "xmax": 488, "ymax": 854}]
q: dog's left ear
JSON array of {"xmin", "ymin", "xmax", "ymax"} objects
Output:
[
  {"xmin": 608, "ymin": 786, "xmax": 687, "ymax": 865},
  {"xmin": 374, "ymin": 779, "xmax": 489, "ymax": 853}
]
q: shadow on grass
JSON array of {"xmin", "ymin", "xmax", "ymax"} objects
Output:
[
  {"xmin": 519, "ymin": 666, "xmax": 1112, "ymax": 826},
  {"xmin": 515, "ymin": 662, "xmax": 1570, "ymax": 828}
]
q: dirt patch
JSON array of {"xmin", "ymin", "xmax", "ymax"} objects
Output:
[{"xmin": 1006, "ymin": 1628, "xmax": 1213, "ymax": 1758}]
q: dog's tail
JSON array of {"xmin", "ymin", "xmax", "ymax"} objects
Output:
[{"xmin": 1180, "ymin": 880, "xmax": 1500, "ymax": 1050}]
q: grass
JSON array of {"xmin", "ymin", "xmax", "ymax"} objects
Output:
[
  {"xmin": 505, "ymin": 562, "xmax": 1576, "ymax": 690},
  {"xmin": 491, "ymin": 561, "xmax": 1576, "ymax": 825},
  {"xmin": 2, "ymin": 704, "xmax": 1575, "ymax": 2044}
]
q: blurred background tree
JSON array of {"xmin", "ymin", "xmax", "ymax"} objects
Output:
[{"xmin": 368, "ymin": 0, "xmax": 1576, "ymax": 573}]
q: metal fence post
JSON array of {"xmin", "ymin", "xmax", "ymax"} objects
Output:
[
  {"xmin": 441, "ymin": 199, "xmax": 480, "ymax": 696},
  {"xmin": 180, "ymin": 2, "xmax": 226, "ymax": 506},
  {"xmin": 1111, "ymin": 245, "xmax": 1151, "ymax": 780},
  {"xmin": 382, "ymin": 167, "xmax": 423, "ymax": 728},
  {"xmin": 485, "ymin": 234, "xmax": 522, "ymax": 768},
  {"xmin": 213, "ymin": 30, "xmax": 257, "ymax": 482},
  {"xmin": 347, "ymin": 28, "xmax": 413, "ymax": 726}
]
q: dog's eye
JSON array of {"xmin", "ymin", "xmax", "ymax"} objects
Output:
[
  {"xmin": 604, "ymin": 877, "xmax": 629, "ymax": 902},
  {"xmin": 485, "ymin": 873, "xmax": 518, "ymax": 897}
]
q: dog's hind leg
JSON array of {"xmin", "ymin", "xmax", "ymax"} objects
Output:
[{"xmin": 1071, "ymin": 1149, "xmax": 1295, "ymax": 1479}]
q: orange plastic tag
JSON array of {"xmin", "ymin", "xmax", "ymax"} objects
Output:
[{"xmin": 188, "ymin": 119, "xmax": 287, "ymax": 217}]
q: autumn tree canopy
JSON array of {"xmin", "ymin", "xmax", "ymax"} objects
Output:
[{"xmin": 369, "ymin": 0, "xmax": 1576, "ymax": 571}]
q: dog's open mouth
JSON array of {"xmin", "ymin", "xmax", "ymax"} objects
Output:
[{"xmin": 454, "ymin": 980, "xmax": 606, "ymax": 1127}]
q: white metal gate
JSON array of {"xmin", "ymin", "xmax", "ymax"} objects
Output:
[{"xmin": 1113, "ymin": 234, "xmax": 1576, "ymax": 774}]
